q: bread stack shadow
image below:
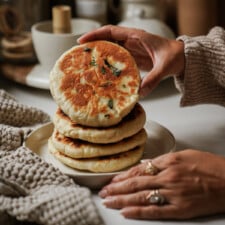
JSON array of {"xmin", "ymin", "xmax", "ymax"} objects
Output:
[{"xmin": 48, "ymin": 103, "xmax": 147, "ymax": 173}]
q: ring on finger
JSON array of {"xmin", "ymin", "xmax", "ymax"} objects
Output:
[
  {"xmin": 145, "ymin": 160, "xmax": 159, "ymax": 175},
  {"xmin": 146, "ymin": 189, "xmax": 166, "ymax": 205}
]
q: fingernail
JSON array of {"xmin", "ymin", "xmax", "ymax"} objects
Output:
[
  {"xmin": 102, "ymin": 196, "xmax": 114, "ymax": 206},
  {"xmin": 77, "ymin": 37, "xmax": 81, "ymax": 44},
  {"xmin": 120, "ymin": 208, "xmax": 129, "ymax": 217},
  {"xmin": 140, "ymin": 159, "xmax": 148, "ymax": 163},
  {"xmin": 111, "ymin": 176, "xmax": 119, "ymax": 182},
  {"xmin": 98, "ymin": 189, "xmax": 108, "ymax": 198},
  {"xmin": 112, "ymin": 174, "xmax": 124, "ymax": 182}
]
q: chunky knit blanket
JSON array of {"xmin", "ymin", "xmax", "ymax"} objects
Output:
[{"xmin": 0, "ymin": 89, "xmax": 104, "ymax": 225}]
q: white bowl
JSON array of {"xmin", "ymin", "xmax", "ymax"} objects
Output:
[{"xmin": 31, "ymin": 18, "xmax": 101, "ymax": 70}]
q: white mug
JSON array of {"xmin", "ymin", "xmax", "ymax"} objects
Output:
[
  {"xmin": 31, "ymin": 18, "xmax": 101, "ymax": 71},
  {"xmin": 75, "ymin": 0, "xmax": 107, "ymax": 24}
]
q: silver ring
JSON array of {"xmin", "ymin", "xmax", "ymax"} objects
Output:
[
  {"xmin": 146, "ymin": 189, "xmax": 165, "ymax": 205},
  {"xmin": 145, "ymin": 161, "xmax": 159, "ymax": 175}
]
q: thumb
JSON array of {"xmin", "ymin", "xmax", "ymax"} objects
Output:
[{"xmin": 139, "ymin": 68, "xmax": 162, "ymax": 97}]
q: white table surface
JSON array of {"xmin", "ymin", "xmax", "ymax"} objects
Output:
[{"xmin": 1, "ymin": 76, "xmax": 225, "ymax": 225}]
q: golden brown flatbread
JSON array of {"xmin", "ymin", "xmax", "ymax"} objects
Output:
[
  {"xmin": 53, "ymin": 103, "xmax": 146, "ymax": 143},
  {"xmin": 50, "ymin": 128, "xmax": 147, "ymax": 158},
  {"xmin": 50, "ymin": 40, "xmax": 140, "ymax": 127},
  {"xmin": 49, "ymin": 140, "xmax": 145, "ymax": 173}
]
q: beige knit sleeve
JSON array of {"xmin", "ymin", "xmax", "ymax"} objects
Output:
[{"xmin": 174, "ymin": 27, "xmax": 225, "ymax": 107}]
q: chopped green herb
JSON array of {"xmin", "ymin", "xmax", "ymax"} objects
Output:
[
  {"xmin": 122, "ymin": 84, "xmax": 126, "ymax": 88},
  {"xmin": 104, "ymin": 59, "xmax": 121, "ymax": 77},
  {"xmin": 112, "ymin": 68, "xmax": 121, "ymax": 76},
  {"xmin": 84, "ymin": 47, "xmax": 92, "ymax": 52},
  {"xmin": 90, "ymin": 57, "xmax": 97, "ymax": 66},
  {"xmin": 101, "ymin": 66, "xmax": 106, "ymax": 74},
  {"xmin": 108, "ymin": 99, "xmax": 113, "ymax": 109},
  {"xmin": 104, "ymin": 114, "xmax": 110, "ymax": 118}
]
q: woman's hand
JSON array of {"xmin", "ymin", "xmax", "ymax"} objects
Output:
[
  {"xmin": 78, "ymin": 25, "xmax": 185, "ymax": 96},
  {"xmin": 98, "ymin": 149, "xmax": 225, "ymax": 220}
]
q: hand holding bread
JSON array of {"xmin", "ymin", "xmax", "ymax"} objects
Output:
[{"xmin": 78, "ymin": 25, "xmax": 185, "ymax": 97}]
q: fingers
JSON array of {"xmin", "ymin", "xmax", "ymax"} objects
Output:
[
  {"xmin": 153, "ymin": 152, "xmax": 182, "ymax": 171},
  {"xmin": 102, "ymin": 189, "xmax": 188, "ymax": 220},
  {"xmin": 111, "ymin": 162, "xmax": 150, "ymax": 183},
  {"xmin": 78, "ymin": 25, "xmax": 147, "ymax": 44},
  {"xmin": 78, "ymin": 25, "xmax": 113, "ymax": 43},
  {"xmin": 101, "ymin": 152, "xmax": 182, "ymax": 196},
  {"xmin": 121, "ymin": 205, "xmax": 180, "ymax": 220},
  {"xmin": 99, "ymin": 176, "xmax": 162, "ymax": 198},
  {"xmin": 103, "ymin": 189, "xmax": 170, "ymax": 209},
  {"xmin": 111, "ymin": 157, "xmax": 168, "ymax": 184},
  {"xmin": 102, "ymin": 190, "xmax": 184, "ymax": 220},
  {"xmin": 139, "ymin": 68, "xmax": 163, "ymax": 97},
  {"xmin": 103, "ymin": 190, "xmax": 150, "ymax": 209},
  {"xmin": 78, "ymin": 25, "xmax": 129, "ymax": 44}
]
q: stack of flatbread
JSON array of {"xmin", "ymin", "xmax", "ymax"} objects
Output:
[{"xmin": 49, "ymin": 40, "xmax": 147, "ymax": 173}]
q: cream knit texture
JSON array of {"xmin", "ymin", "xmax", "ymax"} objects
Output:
[
  {"xmin": 175, "ymin": 27, "xmax": 225, "ymax": 107},
  {"xmin": 0, "ymin": 90, "xmax": 104, "ymax": 225}
]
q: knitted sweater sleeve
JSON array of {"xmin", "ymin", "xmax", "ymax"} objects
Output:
[{"xmin": 174, "ymin": 27, "xmax": 225, "ymax": 107}]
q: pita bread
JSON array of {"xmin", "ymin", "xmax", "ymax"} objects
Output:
[
  {"xmin": 48, "ymin": 140, "xmax": 145, "ymax": 173},
  {"xmin": 50, "ymin": 128, "xmax": 147, "ymax": 158},
  {"xmin": 49, "ymin": 40, "xmax": 140, "ymax": 127},
  {"xmin": 53, "ymin": 103, "xmax": 146, "ymax": 143}
]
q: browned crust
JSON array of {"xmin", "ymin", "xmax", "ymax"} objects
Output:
[
  {"xmin": 56, "ymin": 102, "xmax": 144, "ymax": 130},
  {"xmin": 58, "ymin": 41, "xmax": 140, "ymax": 119}
]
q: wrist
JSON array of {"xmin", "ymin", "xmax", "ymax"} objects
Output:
[{"xmin": 171, "ymin": 40, "xmax": 185, "ymax": 76}]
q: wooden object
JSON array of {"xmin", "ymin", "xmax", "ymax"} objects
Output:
[
  {"xmin": 0, "ymin": 5, "xmax": 23, "ymax": 36},
  {"xmin": 177, "ymin": 0, "xmax": 218, "ymax": 36},
  {"xmin": 0, "ymin": 63, "xmax": 35, "ymax": 85},
  {"xmin": 52, "ymin": 5, "xmax": 72, "ymax": 33}
]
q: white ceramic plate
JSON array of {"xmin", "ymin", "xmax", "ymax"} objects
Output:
[
  {"xmin": 25, "ymin": 121, "xmax": 175, "ymax": 189},
  {"xmin": 26, "ymin": 64, "xmax": 50, "ymax": 89}
]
